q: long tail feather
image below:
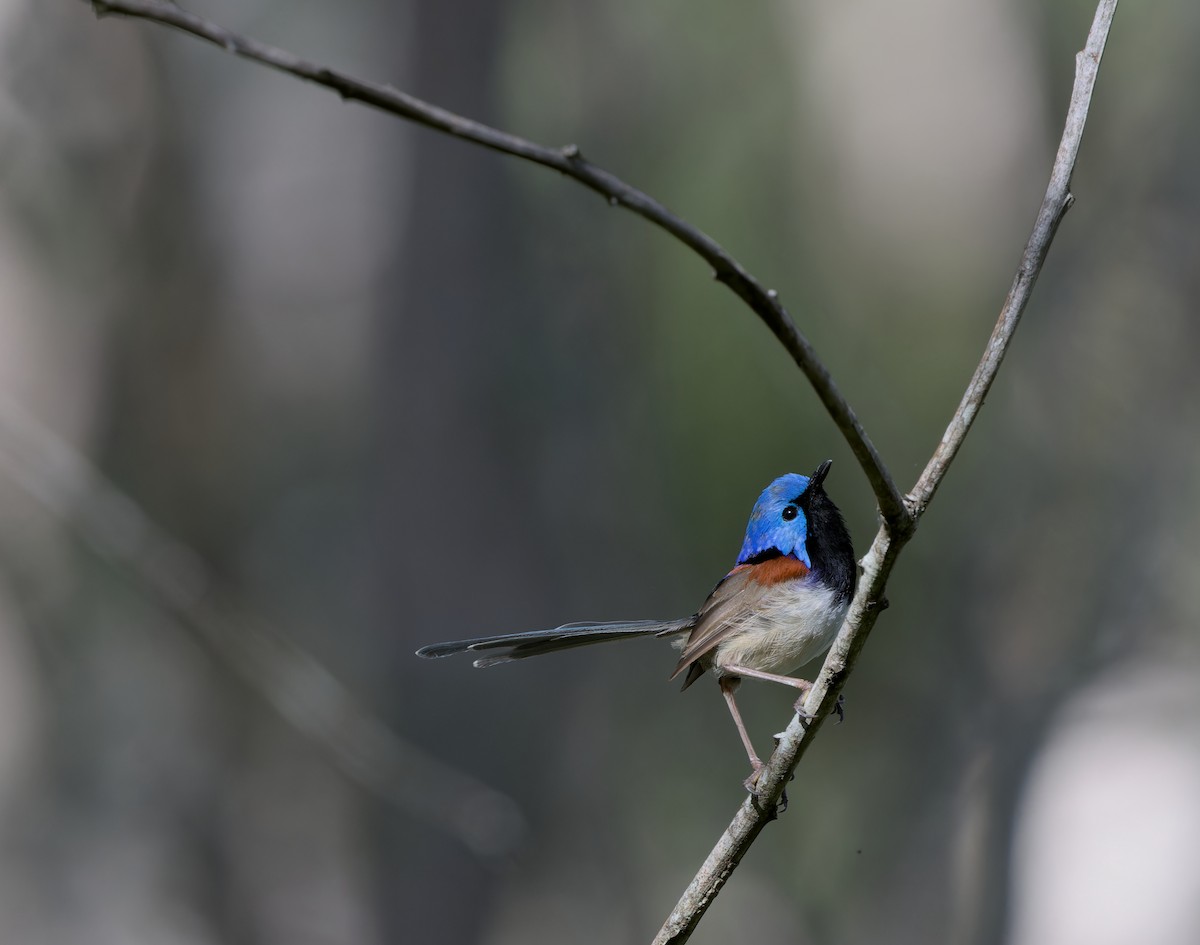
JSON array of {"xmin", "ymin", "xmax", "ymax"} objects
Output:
[{"xmin": 416, "ymin": 619, "xmax": 691, "ymax": 667}]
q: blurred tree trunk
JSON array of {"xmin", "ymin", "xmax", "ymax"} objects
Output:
[
  {"xmin": 367, "ymin": 1, "xmax": 532, "ymax": 941},
  {"xmin": 88, "ymin": 98, "xmax": 253, "ymax": 944}
]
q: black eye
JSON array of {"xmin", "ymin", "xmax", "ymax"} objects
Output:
[{"xmin": 781, "ymin": 505, "xmax": 798, "ymax": 521}]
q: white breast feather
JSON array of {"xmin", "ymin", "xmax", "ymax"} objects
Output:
[{"xmin": 712, "ymin": 582, "xmax": 847, "ymax": 677}]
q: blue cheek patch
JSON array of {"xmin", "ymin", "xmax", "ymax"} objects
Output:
[
  {"xmin": 737, "ymin": 509, "xmax": 810, "ymax": 566},
  {"xmin": 735, "ymin": 473, "xmax": 814, "ymax": 566}
]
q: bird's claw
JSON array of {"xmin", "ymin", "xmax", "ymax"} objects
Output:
[
  {"xmin": 792, "ymin": 692, "xmax": 846, "ymax": 723},
  {"xmin": 743, "ymin": 761, "xmax": 767, "ymax": 795},
  {"xmin": 744, "ymin": 760, "xmax": 792, "ymax": 814}
]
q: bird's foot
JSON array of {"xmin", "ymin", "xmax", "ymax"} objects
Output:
[
  {"xmin": 768, "ymin": 733, "xmax": 797, "ymax": 813},
  {"xmin": 743, "ymin": 760, "xmax": 767, "ymax": 795},
  {"xmin": 792, "ymin": 691, "xmax": 846, "ymax": 723},
  {"xmin": 745, "ymin": 757, "xmax": 795, "ymax": 814}
]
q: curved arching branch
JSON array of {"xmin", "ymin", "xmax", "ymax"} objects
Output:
[{"xmin": 88, "ymin": 0, "xmax": 908, "ymax": 528}]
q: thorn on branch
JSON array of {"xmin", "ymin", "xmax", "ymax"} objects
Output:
[
  {"xmin": 561, "ymin": 143, "xmax": 581, "ymax": 160},
  {"xmin": 766, "ymin": 289, "xmax": 778, "ymax": 301}
]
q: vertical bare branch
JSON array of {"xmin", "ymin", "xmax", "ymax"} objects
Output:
[
  {"xmin": 907, "ymin": 0, "xmax": 1119, "ymax": 516},
  {"xmin": 652, "ymin": 3, "xmax": 1118, "ymax": 940}
]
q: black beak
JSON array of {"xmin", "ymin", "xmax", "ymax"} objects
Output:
[{"xmin": 809, "ymin": 460, "xmax": 832, "ymax": 490}]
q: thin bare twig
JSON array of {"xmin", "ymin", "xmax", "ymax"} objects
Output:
[
  {"xmin": 907, "ymin": 0, "xmax": 1118, "ymax": 515},
  {"xmin": 653, "ymin": 3, "xmax": 1118, "ymax": 940},
  {"xmin": 86, "ymin": 0, "xmax": 908, "ymax": 528},
  {"xmin": 0, "ymin": 397, "xmax": 525, "ymax": 859}
]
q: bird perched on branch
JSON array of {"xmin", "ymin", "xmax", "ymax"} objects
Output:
[{"xmin": 417, "ymin": 461, "xmax": 857, "ymax": 791}]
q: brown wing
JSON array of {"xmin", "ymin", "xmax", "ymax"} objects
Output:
[
  {"xmin": 669, "ymin": 557, "xmax": 811, "ymax": 687},
  {"xmin": 668, "ymin": 567, "xmax": 770, "ymax": 684}
]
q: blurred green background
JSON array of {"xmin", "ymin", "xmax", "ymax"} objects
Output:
[{"xmin": 0, "ymin": 1, "xmax": 1197, "ymax": 943}]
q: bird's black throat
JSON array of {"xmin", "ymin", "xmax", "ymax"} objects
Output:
[{"xmin": 801, "ymin": 487, "xmax": 857, "ymax": 603}]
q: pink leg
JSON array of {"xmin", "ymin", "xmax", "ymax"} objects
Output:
[
  {"xmin": 721, "ymin": 663, "xmax": 815, "ymax": 717},
  {"xmin": 719, "ymin": 677, "xmax": 766, "ymax": 791},
  {"xmin": 720, "ymin": 663, "xmax": 813, "ymax": 691}
]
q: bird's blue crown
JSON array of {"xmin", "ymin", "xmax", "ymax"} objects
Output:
[{"xmin": 736, "ymin": 473, "xmax": 813, "ymax": 567}]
